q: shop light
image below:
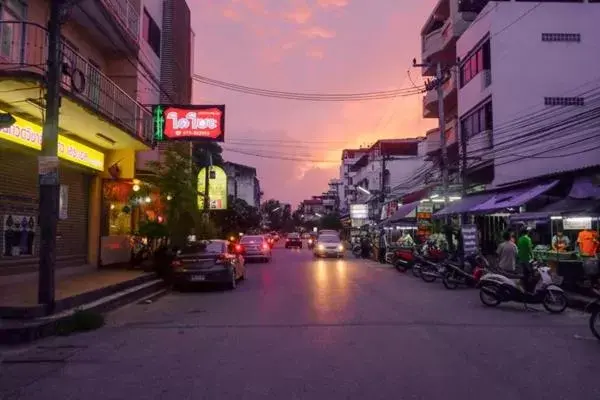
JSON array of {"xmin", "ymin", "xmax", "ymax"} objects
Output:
[
  {"xmin": 132, "ymin": 184, "xmax": 140, "ymax": 192},
  {"xmin": 430, "ymin": 194, "xmax": 439, "ymax": 198},
  {"xmin": 420, "ymin": 199, "xmax": 429, "ymax": 203},
  {"xmin": 432, "ymin": 198, "xmax": 445, "ymax": 203},
  {"xmin": 564, "ymin": 217, "xmax": 592, "ymax": 223},
  {"xmin": 144, "ymin": 196, "xmax": 151, "ymax": 203},
  {"xmin": 356, "ymin": 186, "xmax": 371, "ymax": 195},
  {"xmin": 550, "ymin": 216, "xmax": 562, "ymax": 220},
  {"xmin": 396, "ymin": 226, "xmax": 417, "ymax": 230},
  {"xmin": 166, "ymin": 195, "xmax": 173, "ymax": 201},
  {"xmin": 110, "ymin": 204, "xmax": 115, "ymax": 210},
  {"xmin": 449, "ymin": 196, "xmax": 461, "ymax": 201}
]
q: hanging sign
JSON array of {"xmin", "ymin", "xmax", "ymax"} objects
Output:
[
  {"xmin": 152, "ymin": 104, "xmax": 226, "ymax": 142},
  {"xmin": 197, "ymin": 165, "xmax": 228, "ymax": 210}
]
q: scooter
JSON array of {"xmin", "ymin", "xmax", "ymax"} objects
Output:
[
  {"xmin": 307, "ymin": 237, "xmax": 316, "ymax": 250},
  {"xmin": 415, "ymin": 241, "xmax": 450, "ymax": 282},
  {"xmin": 391, "ymin": 247, "xmax": 416, "ymax": 273},
  {"xmin": 478, "ymin": 261, "xmax": 568, "ymax": 313},
  {"xmin": 587, "ymin": 288, "xmax": 600, "ymax": 340},
  {"xmin": 442, "ymin": 253, "xmax": 488, "ymax": 290}
]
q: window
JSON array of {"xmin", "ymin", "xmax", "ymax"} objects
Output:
[
  {"xmin": 541, "ymin": 33, "xmax": 581, "ymax": 42},
  {"xmin": 142, "ymin": 9, "xmax": 161, "ymax": 57},
  {"xmin": 544, "ymin": 97, "xmax": 584, "ymax": 106},
  {"xmin": 460, "ymin": 101, "xmax": 493, "ymax": 139},
  {"xmin": 460, "ymin": 40, "xmax": 490, "ymax": 87}
]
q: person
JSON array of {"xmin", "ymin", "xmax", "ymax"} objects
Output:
[
  {"xmin": 517, "ymin": 227, "xmax": 534, "ymax": 293},
  {"xmin": 551, "ymin": 230, "xmax": 570, "ymax": 252},
  {"xmin": 497, "ymin": 231, "xmax": 518, "ymax": 272},
  {"xmin": 577, "ymin": 229, "xmax": 599, "ymax": 256},
  {"xmin": 378, "ymin": 229, "xmax": 387, "ymax": 263}
]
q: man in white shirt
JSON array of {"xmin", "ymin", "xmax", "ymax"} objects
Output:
[{"xmin": 497, "ymin": 231, "xmax": 518, "ymax": 272}]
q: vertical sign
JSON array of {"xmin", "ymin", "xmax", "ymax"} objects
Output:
[
  {"xmin": 461, "ymin": 224, "xmax": 479, "ymax": 255},
  {"xmin": 59, "ymin": 185, "xmax": 68, "ymax": 220},
  {"xmin": 197, "ymin": 165, "xmax": 228, "ymax": 210}
]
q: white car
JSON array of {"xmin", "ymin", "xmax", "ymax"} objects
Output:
[{"xmin": 313, "ymin": 235, "xmax": 344, "ymax": 258}]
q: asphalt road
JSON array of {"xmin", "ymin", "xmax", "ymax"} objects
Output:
[{"xmin": 1, "ymin": 243, "xmax": 599, "ymax": 400}]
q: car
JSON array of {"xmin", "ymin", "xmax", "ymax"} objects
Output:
[
  {"xmin": 313, "ymin": 235, "xmax": 345, "ymax": 258},
  {"xmin": 170, "ymin": 240, "xmax": 245, "ymax": 289},
  {"xmin": 285, "ymin": 233, "xmax": 303, "ymax": 248},
  {"xmin": 319, "ymin": 230, "xmax": 339, "ymax": 237},
  {"xmin": 239, "ymin": 235, "xmax": 272, "ymax": 262}
]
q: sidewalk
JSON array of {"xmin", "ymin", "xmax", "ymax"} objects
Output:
[{"xmin": 0, "ymin": 265, "xmax": 152, "ymax": 308}]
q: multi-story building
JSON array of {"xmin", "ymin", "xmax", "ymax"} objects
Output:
[
  {"xmin": 301, "ymin": 198, "xmax": 326, "ymax": 220},
  {"xmin": 348, "ymin": 139, "xmax": 426, "ymax": 221},
  {"xmin": 0, "ymin": 0, "xmax": 155, "ymax": 273},
  {"xmin": 339, "ymin": 149, "xmax": 367, "ymax": 212},
  {"xmin": 420, "ymin": 0, "xmax": 478, "ymax": 188},
  {"xmin": 223, "ymin": 161, "xmax": 262, "ymax": 208},
  {"xmin": 457, "ymin": 0, "xmax": 600, "ymax": 188}
]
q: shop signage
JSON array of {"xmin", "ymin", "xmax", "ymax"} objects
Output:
[
  {"xmin": 461, "ymin": 224, "xmax": 479, "ymax": 255},
  {"xmin": 0, "ymin": 111, "xmax": 105, "ymax": 171},
  {"xmin": 152, "ymin": 104, "xmax": 226, "ymax": 142},
  {"xmin": 350, "ymin": 204, "xmax": 368, "ymax": 219},
  {"xmin": 197, "ymin": 165, "xmax": 228, "ymax": 210}
]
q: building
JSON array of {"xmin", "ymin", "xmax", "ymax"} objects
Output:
[
  {"xmin": 223, "ymin": 162, "xmax": 262, "ymax": 208},
  {"xmin": 0, "ymin": 0, "xmax": 154, "ymax": 273},
  {"xmin": 420, "ymin": 0, "xmax": 478, "ymax": 191},
  {"xmin": 347, "ymin": 139, "xmax": 426, "ymax": 220},
  {"xmin": 457, "ymin": 0, "xmax": 600, "ymax": 188},
  {"xmin": 338, "ymin": 149, "xmax": 367, "ymax": 212},
  {"xmin": 301, "ymin": 198, "xmax": 326, "ymax": 220}
]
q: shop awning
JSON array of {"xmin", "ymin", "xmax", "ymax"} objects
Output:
[
  {"xmin": 569, "ymin": 176, "xmax": 600, "ymax": 199},
  {"xmin": 388, "ymin": 201, "xmax": 419, "ymax": 222},
  {"xmin": 509, "ymin": 197, "xmax": 600, "ymax": 223},
  {"xmin": 471, "ymin": 180, "xmax": 559, "ymax": 213},
  {"xmin": 433, "ymin": 193, "xmax": 495, "ymax": 217}
]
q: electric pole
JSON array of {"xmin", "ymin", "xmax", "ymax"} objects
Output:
[
  {"xmin": 203, "ymin": 151, "xmax": 213, "ymax": 220},
  {"xmin": 413, "ymin": 59, "xmax": 450, "ymax": 211},
  {"xmin": 38, "ymin": 0, "xmax": 64, "ymax": 311}
]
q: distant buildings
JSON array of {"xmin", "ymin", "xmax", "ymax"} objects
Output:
[{"xmin": 223, "ymin": 162, "xmax": 262, "ymax": 208}]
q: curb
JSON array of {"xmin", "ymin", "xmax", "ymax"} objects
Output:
[{"xmin": 0, "ymin": 279, "xmax": 165, "ymax": 345}]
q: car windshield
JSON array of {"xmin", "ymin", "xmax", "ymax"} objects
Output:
[
  {"xmin": 319, "ymin": 236, "xmax": 339, "ymax": 243},
  {"xmin": 289, "ymin": 234, "xmax": 300, "ymax": 238},
  {"xmin": 179, "ymin": 241, "xmax": 224, "ymax": 254},
  {"xmin": 240, "ymin": 236, "xmax": 263, "ymax": 244}
]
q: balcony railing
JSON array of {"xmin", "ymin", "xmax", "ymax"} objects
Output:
[
  {"xmin": 101, "ymin": 0, "xmax": 140, "ymax": 43},
  {"xmin": 0, "ymin": 21, "xmax": 152, "ymax": 144}
]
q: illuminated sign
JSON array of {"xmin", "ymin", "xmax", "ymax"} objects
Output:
[
  {"xmin": 197, "ymin": 165, "xmax": 228, "ymax": 210},
  {"xmin": 0, "ymin": 111, "xmax": 105, "ymax": 171},
  {"xmin": 350, "ymin": 204, "xmax": 368, "ymax": 219},
  {"xmin": 152, "ymin": 104, "xmax": 225, "ymax": 142}
]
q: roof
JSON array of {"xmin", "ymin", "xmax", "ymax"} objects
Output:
[
  {"xmin": 223, "ymin": 161, "xmax": 257, "ymax": 174},
  {"xmin": 303, "ymin": 199, "xmax": 323, "ymax": 205}
]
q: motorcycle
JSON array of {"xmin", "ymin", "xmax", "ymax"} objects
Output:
[
  {"xmin": 390, "ymin": 247, "xmax": 416, "ymax": 273},
  {"xmin": 478, "ymin": 261, "xmax": 568, "ymax": 313},
  {"xmin": 307, "ymin": 237, "xmax": 316, "ymax": 250},
  {"xmin": 442, "ymin": 253, "xmax": 488, "ymax": 290},
  {"xmin": 415, "ymin": 241, "xmax": 450, "ymax": 282},
  {"xmin": 587, "ymin": 288, "xmax": 600, "ymax": 340}
]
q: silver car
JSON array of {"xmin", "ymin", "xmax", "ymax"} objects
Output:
[
  {"xmin": 239, "ymin": 235, "xmax": 272, "ymax": 262},
  {"xmin": 313, "ymin": 235, "xmax": 344, "ymax": 258}
]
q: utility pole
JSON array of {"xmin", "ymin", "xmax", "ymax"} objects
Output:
[
  {"xmin": 38, "ymin": 0, "xmax": 64, "ymax": 311},
  {"xmin": 203, "ymin": 151, "xmax": 213, "ymax": 219},
  {"xmin": 413, "ymin": 59, "xmax": 450, "ymax": 214}
]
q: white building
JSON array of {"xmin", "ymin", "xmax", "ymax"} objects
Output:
[
  {"xmin": 457, "ymin": 0, "xmax": 600, "ymax": 187},
  {"xmin": 223, "ymin": 162, "xmax": 262, "ymax": 208},
  {"xmin": 338, "ymin": 149, "xmax": 367, "ymax": 213}
]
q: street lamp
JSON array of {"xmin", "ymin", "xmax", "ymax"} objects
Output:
[
  {"xmin": 271, "ymin": 207, "xmax": 281, "ymax": 212},
  {"xmin": 356, "ymin": 186, "xmax": 371, "ymax": 195}
]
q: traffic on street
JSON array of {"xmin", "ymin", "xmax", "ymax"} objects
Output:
[{"xmin": 1, "ymin": 238, "xmax": 598, "ymax": 400}]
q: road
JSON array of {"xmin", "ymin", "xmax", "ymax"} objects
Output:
[{"xmin": 1, "ymin": 243, "xmax": 599, "ymax": 400}]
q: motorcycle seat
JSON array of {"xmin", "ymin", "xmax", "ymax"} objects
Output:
[{"xmin": 495, "ymin": 270, "xmax": 523, "ymax": 280}]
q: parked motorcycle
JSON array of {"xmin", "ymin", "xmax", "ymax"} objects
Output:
[
  {"xmin": 442, "ymin": 253, "xmax": 488, "ymax": 290},
  {"xmin": 588, "ymin": 288, "xmax": 600, "ymax": 340},
  {"xmin": 415, "ymin": 241, "xmax": 450, "ymax": 283},
  {"xmin": 478, "ymin": 261, "xmax": 568, "ymax": 313},
  {"xmin": 392, "ymin": 247, "xmax": 417, "ymax": 273}
]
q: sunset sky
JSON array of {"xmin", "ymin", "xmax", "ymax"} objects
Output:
[{"xmin": 187, "ymin": 0, "xmax": 438, "ymax": 206}]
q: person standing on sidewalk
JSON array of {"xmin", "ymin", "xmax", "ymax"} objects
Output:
[
  {"xmin": 497, "ymin": 231, "xmax": 518, "ymax": 272},
  {"xmin": 517, "ymin": 227, "xmax": 534, "ymax": 293},
  {"xmin": 378, "ymin": 228, "xmax": 387, "ymax": 264}
]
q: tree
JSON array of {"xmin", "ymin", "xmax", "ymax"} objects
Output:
[
  {"xmin": 210, "ymin": 196, "xmax": 261, "ymax": 236},
  {"xmin": 319, "ymin": 213, "xmax": 343, "ymax": 231},
  {"xmin": 193, "ymin": 142, "xmax": 224, "ymax": 168},
  {"xmin": 260, "ymin": 199, "xmax": 293, "ymax": 231},
  {"xmin": 146, "ymin": 143, "xmax": 217, "ymax": 245}
]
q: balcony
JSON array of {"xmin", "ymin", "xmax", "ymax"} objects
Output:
[
  {"xmin": 0, "ymin": 21, "xmax": 152, "ymax": 149},
  {"xmin": 466, "ymin": 129, "xmax": 493, "ymax": 168},
  {"xmin": 425, "ymin": 119, "xmax": 458, "ymax": 155},
  {"xmin": 423, "ymin": 69, "xmax": 457, "ymax": 119},
  {"xmin": 70, "ymin": 0, "xmax": 140, "ymax": 54}
]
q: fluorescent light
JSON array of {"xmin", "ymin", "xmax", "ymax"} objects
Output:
[
  {"xmin": 449, "ymin": 196, "xmax": 461, "ymax": 201},
  {"xmin": 430, "ymin": 194, "xmax": 439, "ymax": 198},
  {"xmin": 432, "ymin": 198, "xmax": 445, "ymax": 202},
  {"xmin": 357, "ymin": 186, "xmax": 371, "ymax": 195},
  {"xmin": 550, "ymin": 216, "xmax": 562, "ymax": 220},
  {"xmin": 420, "ymin": 199, "xmax": 429, "ymax": 203},
  {"xmin": 565, "ymin": 217, "xmax": 591, "ymax": 223}
]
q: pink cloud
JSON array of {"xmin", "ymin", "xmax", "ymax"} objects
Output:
[
  {"xmin": 300, "ymin": 26, "xmax": 336, "ymax": 39},
  {"xmin": 317, "ymin": 0, "xmax": 349, "ymax": 8},
  {"xmin": 283, "ymin": 4, "xmax": 312, "ymax": 24},
  {"xmin": 306, "ymin": 48, "xmax": 325, "ymax": 59},
  {"xmin": 222, "ymin": 7, "xmax": 243, "ymax": 21}
]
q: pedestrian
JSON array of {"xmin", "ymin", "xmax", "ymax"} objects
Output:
[
  {"xmin": 497, "ymin": 231, "xmax": 518, "ymax": 272},
  {"xmin": 378, "ymin": 228, "xmax": 386, "ymax": 264},
  {"xmin": 517, "ymin": 227, "xmax": 534, "ymax": 293}
]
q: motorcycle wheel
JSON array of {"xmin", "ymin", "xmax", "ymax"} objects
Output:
[
  {"xmin": 479, "ymin": 284, "xmax": 501, "ymax": 307},
  {"xmin": 589, "ymin": 309, "xmax": 600, "ymax": 340},
  {"xmin": 420, "ymin": 266, "xmax": 437, "ymax": 283},
  {"xmin": 412, "ymin": 264, "xmax": 422, "ymax": 278},
  {"xmin": 443, "ymin": 272, "xmax": 459, "ymax": 290},
  {"xmin": 542, "ymin": 290, "xmax": 568, "ymax": 314},
  {"xmin": 394, "ymin": 260, "xmax": 407, "ymax": 273}
]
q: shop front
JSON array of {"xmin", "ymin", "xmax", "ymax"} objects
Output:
[{"xmin": 0, "ymin": 112, "xmax": 105, "ymax": 274}]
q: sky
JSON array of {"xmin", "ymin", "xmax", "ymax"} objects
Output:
[{"xmin": 186, "ymin": 0, "xmax": 438, "ymax": 207}]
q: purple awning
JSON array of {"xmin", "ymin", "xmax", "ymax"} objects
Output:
[
  {"xmin": 568, "ymin": 176, "xmax": 600, "ymax": 199},
  {"xmin": 471, "ymin": 180, "xmax": 559, "ymax": 213},
  {"xmin": 433, "ymin": 193, "xmax": 494, "ymax": 217},
  {"xmin": 389, "ymin": 201, "xmax": 419, "ymax": 222}
]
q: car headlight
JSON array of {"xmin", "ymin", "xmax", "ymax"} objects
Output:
[
  {"xmin": 337, "ymin": 245, "xmax": 344, "ymax": 251},
  {"xmin": 317, "ymin": 244, "xmax": 325, "ymax": 251}
]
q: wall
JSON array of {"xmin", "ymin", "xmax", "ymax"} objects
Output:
[
  {"xmin": 457, "ymin": 1, "xmax": 600, "ymax": 186},
  {"xmin": 387, "ymin": 157, "xmax": 427, "ymax": 191}
]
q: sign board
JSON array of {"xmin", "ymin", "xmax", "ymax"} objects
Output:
[
  {"xmin": 563, "ymin": 217, "xmax": 592, "ymax": 230},
  {"xmin": 461, "ymin": 224, "xmax": 479, "ymax": 255},
  {"xmin": 197, "ymin": 165, "xmax": 228, "ymax": 210},
  {"xmin": 350, "ymin": 204, "xmax": 368, "ymax": 219},
  {"xmin": 152, "ymin": 104, "xmax": 225, "ymax": 142},
  {"xmin": 0, "ymin": 110, "xmax": 104, "ymax": 171}
]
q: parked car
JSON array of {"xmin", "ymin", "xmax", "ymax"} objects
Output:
[
  {"xmin": 285, "ymin": 233, "xmax": 303, "ymax": 248},
  {"xmin": 239, "ymin": 235, "xmax": 272, "ymax": 262},
  {"xmin": 314, "ymin": 235, "xmax": 345, "ymax": 258},
  {"xmin": 170, "ymin": 240, "xmax": 245, "ymax": 289}
]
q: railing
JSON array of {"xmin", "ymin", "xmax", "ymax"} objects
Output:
[
  {"xmin": 0, "ymin": 21, "xmax": 152, "ymax": 144},
  {"xmin": 101, "ymin": 0, "xmax": 140, "ymax": 43}
]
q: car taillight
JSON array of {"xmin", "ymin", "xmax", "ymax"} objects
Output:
[
  {"xmin": 171, "ymin": 260, "xmax": 183, "ymax": 270},
  {"xmin": 235, "ymin": 244, "xmax": 243, "ymax": 253}
]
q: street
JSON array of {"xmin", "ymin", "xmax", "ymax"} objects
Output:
[{"xmin": 1, "ymin": 243, "xmax": 599, "ymax": 400}]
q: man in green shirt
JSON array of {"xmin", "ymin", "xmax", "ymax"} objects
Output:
[{"xmin": 517, "ymin": 227, "xmax": 534, "ymax": 293}]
